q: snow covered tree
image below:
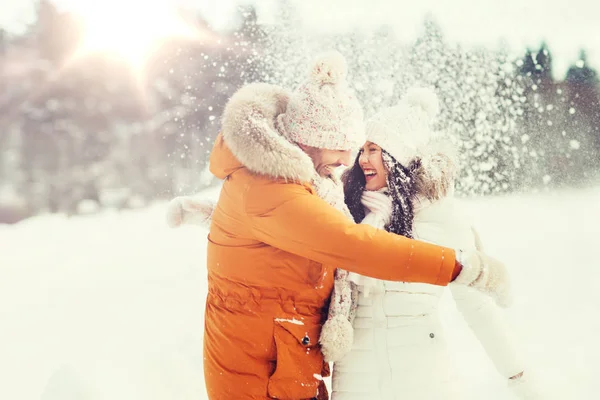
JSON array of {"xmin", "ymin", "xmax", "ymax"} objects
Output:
[
  {"xmin": 564, "ymin": 50, "xmax": 600, "ymax": 183},
  {"xmin": 516, "ymin": 44, "xmax": 569, "ymax": 188},
  {"xmin": 230, "ymin": 5, "xmax": 268, "ymax": 84},
  {"xmin": 534, "ymin": 42, "xmax": 553, "ymax": 83},
  {"xmin": 260, "ymin": 0, "xmax": 310, "ymax": 88},
  {"xmin": 400, "ymin": 16, "xmax": 524, "ymax": 195},
  {"xmin": 513, "ymin": 45, "xmax": 600, "ymax": 188}
]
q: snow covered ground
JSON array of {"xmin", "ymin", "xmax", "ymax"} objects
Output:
[{"xmin": 1, "ymin": 186, "xmax": 599, "ymax": 399}]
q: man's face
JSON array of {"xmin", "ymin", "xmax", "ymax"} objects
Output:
[{"xmin": 299, "ymin": 145, "xmax": 353, "ymax": 178}]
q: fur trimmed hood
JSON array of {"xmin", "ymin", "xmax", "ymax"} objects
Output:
[
  {"xmin": 216, "ymin": 83, "xmax": 316, "ymax": 183},
  {"xmin": 411, "ymin": 138, "xmax": 460, "ymax": 202}
]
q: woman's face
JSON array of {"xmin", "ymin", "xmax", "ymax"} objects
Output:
[{"xmin": 358, "ymin": 141, "xmax": 388, "ymax": 191}]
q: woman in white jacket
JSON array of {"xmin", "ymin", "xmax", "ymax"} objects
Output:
[{"xmin": 322, "ymin": 88, "xmax": 542, "ymax": 400}]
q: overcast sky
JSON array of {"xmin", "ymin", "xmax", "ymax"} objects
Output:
[{"xmin": 1, "ymin": 0, "xmax": 598, "ymax": 77}]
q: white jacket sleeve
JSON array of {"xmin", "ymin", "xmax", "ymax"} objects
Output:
[
  {"xmin": 450, "ymin": 283, "xmax": 525, "ymax": 378},
  {"xmin": 450, "ymin": 225, "xmax": 524, "ymax": 378}
]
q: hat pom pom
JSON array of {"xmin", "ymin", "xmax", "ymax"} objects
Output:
[
  {"xmin": 309, "ymin": 50, "xmax": 348, "ymax": 85},
  {"xmin": 319, "ymin": 314, "xmax": 354, "ymax": 362},
  {"xmin": 405, "ymin": 87, "xmax": 440, "ymax": 119}
]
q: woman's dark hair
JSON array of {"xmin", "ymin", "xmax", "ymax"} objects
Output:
[{"xmin": 342, "ymin": 150, "xmax": 417, "ymax": 238}]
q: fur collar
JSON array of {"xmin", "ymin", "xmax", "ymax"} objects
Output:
[
  {"xmin": 412, "ymin": 138, "xmax": 459, "ymax": 201},
  {"xmin": 220, "ymin": 83, "xmax": 315, "ymax": 183}
]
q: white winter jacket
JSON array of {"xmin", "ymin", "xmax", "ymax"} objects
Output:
[{"xmin": 332, "ymin": 195, "xmax": 525, "ymax": 400}]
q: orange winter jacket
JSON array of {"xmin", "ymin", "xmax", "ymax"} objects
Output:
[{"xmin": 203, "ymin": 83, "xmax": 457, "ymax": 400}]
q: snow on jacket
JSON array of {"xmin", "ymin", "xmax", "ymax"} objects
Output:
[
  {"xmin": 332, "ymin": 195, "xmax": 524, "ymax": 400},
  {"xmin": 203, "ymin": 83, "xmax": 458, "ymax": 400}
]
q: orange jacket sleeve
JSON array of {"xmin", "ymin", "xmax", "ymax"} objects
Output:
[{"xmin": 246, "ymin": 183, "xmax": 456, "ymax": 286}]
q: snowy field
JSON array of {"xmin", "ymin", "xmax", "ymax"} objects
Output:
[{"xmin": 1, "ymin": 186, "xmax": 600, "ymax": 400}]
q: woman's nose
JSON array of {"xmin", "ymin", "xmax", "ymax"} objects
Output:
[{"xmin": 358, "ymin": 152, "xmax": 368, "ymax": 166}]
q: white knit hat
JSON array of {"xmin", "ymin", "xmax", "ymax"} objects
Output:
[
  {"xmin": 277, "ymin": 51, "xmax": 365, "ymax": 151},
  {"xmin": 365, "ymin": 87, "xmax": 440, "ymax": 166}
]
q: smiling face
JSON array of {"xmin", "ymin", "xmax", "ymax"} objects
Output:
[
  {"xmin": 358, "ymin": 141, "xmax": 388, "ymax": 190},
  {"xmin": 299, "ymin": 145, "xmax": 353, "ymax": 178}
]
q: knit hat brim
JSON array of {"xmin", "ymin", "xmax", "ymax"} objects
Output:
[
  {"xmin": 282, "ymin": 51, "xmax": 365, "ymax": 151},
  {"xmin": 365, "ymin": 87, "xmax": 440, "ymax": 165}
]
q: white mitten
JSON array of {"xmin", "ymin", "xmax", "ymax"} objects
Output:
[
  {"xmin": 508, "ymin": 373, "xmax": 546, "ymax": 400},
  {"xmin": 165, "ymin": 196, "xmax": 215, "ymax": 229},
  {"xmin": 360, "ymin": 191, "xmax": 393, "ymax": 227},
  {"xmin": 453, "ymin": 250, "xmax": 512, "ymax": 308}
]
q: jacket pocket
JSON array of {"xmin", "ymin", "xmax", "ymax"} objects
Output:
[{"xmin": 267, "ymin": 318, "xmax": 326, "ymax": 399}]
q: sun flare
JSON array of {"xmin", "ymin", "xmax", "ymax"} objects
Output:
[{"xmin": 73, "ymin": 0, "xmax": 202, "ymax": 68}]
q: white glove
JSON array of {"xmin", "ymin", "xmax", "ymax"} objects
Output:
[
  {"xmin": 360, "ymin": 191, "xmax": 393, "ymax": 227},
  {"xmin": 508, "ymin": 372, "xmax": 546, "ymax": 400},
  {"xmin": 453, "ymin": 249, "xmax": 512, "ymax": 308},
  {"xmin": 165, "ymin": 196, "xmax": 215, "ymax": 229}
]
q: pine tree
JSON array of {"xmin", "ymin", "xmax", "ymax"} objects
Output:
[
  {"xmin": 534, "ymin": 42, "xmax": 553, "ymax": 83},
  {"xmin": 566, "ymin": 50, "xmax": 598, "ymax": 84},
  {"xmin": 519, "ymin": 49, "xmax": 536, "ymax": 77},
  {"xmin": 564, "ymin": 50, "xmax": 600, "ymax": 183},
  {"xmin": 515, "ymin": 44, "xmax": 570, "ymax": 188}
]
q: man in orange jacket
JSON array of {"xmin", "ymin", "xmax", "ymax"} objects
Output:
[{"xmin": 169, "ymin": 52, "xmax": 511, "ymax": 400}]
